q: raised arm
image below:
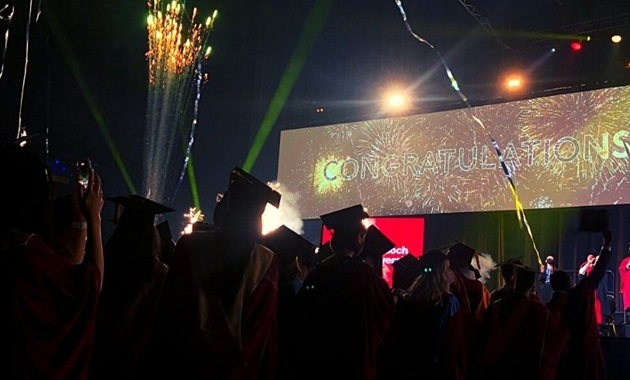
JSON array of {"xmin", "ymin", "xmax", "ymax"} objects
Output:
[
  {"xmin": 582, "ymin": 229, "xmax": 613, "ymax": 291},
  {"xmin": 79, "ymin": 167, "xmax": 105, "ymax": 291}
]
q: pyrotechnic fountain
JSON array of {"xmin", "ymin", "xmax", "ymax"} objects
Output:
[{"xmin": 144, "ymin": 0, "xmax": 217, "ymax": 206}]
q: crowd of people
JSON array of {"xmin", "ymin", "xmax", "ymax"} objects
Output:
[{"xmin": 1, "ymin": 142, "xmax": 627, "ymax": 379}]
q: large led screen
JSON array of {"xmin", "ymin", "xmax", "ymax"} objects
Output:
[
  {"xmin": 321, "ymin": 217, "xmax": 425, "ymax": 288},
  {"xmin": 278, "ymin": 85, "xmax": 630, "ymax": 219}
]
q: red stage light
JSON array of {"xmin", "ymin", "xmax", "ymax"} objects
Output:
[{"xmin": 570, "ymin": 41, "xmax": 582, "ymax": 51}]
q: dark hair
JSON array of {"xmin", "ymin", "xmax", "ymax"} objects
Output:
[
  {"xmin": 330, "ymin": 227, "xmax": 365, "ymax": 253},
  {"xmin": 499, "ymin": 259, "xmax": 522, "ymax": 282},
  {"xmin": 0, "ymin": 145, "xmax": 53, "ymax": 239},
  {"xmin": 550, "ymin": 270, "xmax": 573, "ymax": 292},
  {"xmin": 513, "ymin": 267, "xmax": 537, "ymax": 293}
]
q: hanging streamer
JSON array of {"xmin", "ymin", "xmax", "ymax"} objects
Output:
[
  {"xmin": 0, "ymin": 3, "xmax": 14, "ymax": 81},
  {"xmin": 392, "ymin": 0, "xmax": 543, "ymax": 266},
  {"xmin": 16, "ymin": 0, "xmax": 35, "ymax": 139}
]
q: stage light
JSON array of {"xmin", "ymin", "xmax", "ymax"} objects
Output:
[
  {"xmin": 503, "ymin": 75, "xmax": 524, "ymax": 90},
  {"xmin": 570, "ymin": 41, "xmax": 582, "ymax": 51},
  {"xmin": 611, "ymin": 35, "xmax": 622, "ymax": 44},
  {"xmin": 316, "ymin": 107, "xmax": 324, "ymax": 113},
  {"xmin": 381, "ymin": 87, "xmax": 411, "ymax": 114},
  {"xmin": 550, "ymin": 48, "xmax": 556, "ymax": 53},
  {"xmin": 388, "ymin": 94, "xmax": 405, "ymax": 108}
]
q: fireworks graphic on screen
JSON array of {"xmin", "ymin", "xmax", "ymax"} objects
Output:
[
  {"xmin": 355, "ymin": 118, "xmax": 414, "ymax": 191},
  {"xmin": 143, "ymin": 0, "xmax": 217, "ymax": 204},
  {"xmin": 312, "ymin": 155, "xmax": 345, "ymax": 195},
  {"xmin": 324, "ymin": 122, "xmax": 358, "ymax": 140},
  {"xmin": 519, "ymin": 87, "xmax": 630, "ymax": 188}
]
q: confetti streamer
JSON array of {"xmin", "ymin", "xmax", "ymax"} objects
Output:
[
  {"xmin": 16, "ymin": 0, "xmax": 35, "ymax": 140},
  {"xmin": 0, "ymin": 3, "xmax": 14, "ymax": 81},
  {"xmin": 393, "ymin": 0, "xmax": 543, "ymax": 266}
]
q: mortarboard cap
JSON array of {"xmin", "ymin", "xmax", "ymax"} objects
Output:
[
  {"xmin": 107, "ymin": 194, "xmax": 175, "ymax": 225},
  {"xmin": 493, "ymin": 257, "xmax": 524, "ymax": 269},
  {"xmin": 417, "ymin": 249, "xmax": 448, "ymax": 271},
  {"xmin": 494, "ymin": 258, "xmax": 523, "ymax": 280},
  {"xmin": 512, "ymin": 263, "xmax": 538, "ymax": 291},
  {"xmin": 228, "ymin": 166, "xmax": 281, "ymax": 208},
  {"xmin": 156, "ymin": 220, "xmax": 173, "ymax": 242},
  {"xmin": 320, "ymin": 204, "xmax": 369, "ymax": 232},
  {"xmin": 361, "ymin": 225, "xmax": 395, "ymax": 278},
  {"xmin": 579, "ymin": 208, "xmax": 609, "ymax": 232},
  {"xmin": 261, "ymin": 225, "xmax": 316, "ymax": 267},
  {"xmin": 392, "ymin": 254, "xmax": 424, "ymax": 289},
  {"xmin": 361, "ymin": 225, "xmax": 395, "ymax": 259}
]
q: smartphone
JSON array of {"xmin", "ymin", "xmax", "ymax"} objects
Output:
[{"xmin": 77, "ymin": 159, "xmax": 92, "ymax": 188}]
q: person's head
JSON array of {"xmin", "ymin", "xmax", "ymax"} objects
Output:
[
  {"xmin": 587, "ymin": 253, "xmax": 596, "ymax": 263},
  {"xmin": 447, "ymin": 242, "xmax": 481, "ymax": 278},
  {"xmin": 546, "ymin": 255, "xmax": 554, "ymax": 265},
  {"xmin": 498, "ymin": 258, "xmax": 522, "ymax": 286},
  {"xmin": 408, "ymin": 249, "xmax": 454, "ymax": 305},
  {"xmin": 320, "ymin": 204, "xmax": 369, "ymax": 256},
  {"xmin": 550, "ymin": 270, "xmax": 573, "ymax": 292},
  {"xmin": 0, "ymin": 145, "xmax": 54, "ymax": 239},
  {"xmin": 513, "ymin": 265, "xmax": 537, "ymax": 295}
]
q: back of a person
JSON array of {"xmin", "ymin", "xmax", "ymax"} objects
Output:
[
  {"xmin": 479, "ymin": 294, "xmax": 560, "ymax": 380},
  {"xmin": 556, "ymin": 282, "xmax": 605, "ymax": 379},
  {"xmin": 143, "ymin": 228, "xmax": 280, "ymax": 379},
  {"xmin": 294, "ymin": 255, "xmax": 394, "ymax": 380},
  {"xmin": 378, "ymin": 294, "xmax": 462, "ymax": 380},
  {"xmin": 1, "ymin": 145, "xmax": 105, "ymax": 380}
]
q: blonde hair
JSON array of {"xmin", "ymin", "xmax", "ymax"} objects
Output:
[{"xmin": 407, "ymin": 259, "xmax": 450, "ymax": 306}]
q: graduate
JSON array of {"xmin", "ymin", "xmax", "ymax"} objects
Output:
[
  {"xmin": 142, "ymin": 166, "xmax": 282, "ymax": 379},
  {"xmin": 548, "ymin": 228, "xmax": 613, "ymax": 380},
  {"xmin": 288, "ymin": 204, "xmax": 395, "ymax": 380},
  {"xmin": 0, "ymin": 144, "xmax": 104, "ymax": 380},
  {"xmin": 90, "ymin": 194, "xmax": 175, "ymax": 380},
  {"xmin": 618, "ymin": 243, "xmax": 630, "ymax": 324},
  {"xmin": 489, "ymin": 258, "xmax": 523, "ymax": 304},
  {"xmin": 377, "ymin": 249, "xmax": 465, "ymax": 380},
  {"xmin": 476, "ymin": 264, "xmax": 568, "ymax": 380}
]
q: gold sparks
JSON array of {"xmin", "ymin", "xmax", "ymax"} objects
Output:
[
  {"xmin": 182, "ymin": 206, "xmax": 204, "ymax": 235},
  {"xmin": 146, "ymin": 0, "xmax": 218, "ymax": 83}
]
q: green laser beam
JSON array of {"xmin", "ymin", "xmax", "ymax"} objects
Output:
[
  {"xmin": 186, "ymin": 153, "xmax": 200, "ymax": 209},
  {"xmin": 242, "ymin": 0, "xmax": 334, "ymax": 172},
  {"xmin": 45, "ymin": 7, "xmax": 136, "ymax": 194}
]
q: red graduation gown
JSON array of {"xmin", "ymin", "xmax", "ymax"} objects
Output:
[
  {"xmin": 477, "ymin": 293, "xmax": 568, "ymax": 380},
  {"xmin": 619, "ymin": 256, "xmax": 630, "ymax": 312},
  {"xmin": 144, "ymin": 231, "xmax": 279, "ymax": 379},
  {"xmin": 9, "ymin": 233, "xmax": 101, "ymax": 380}
]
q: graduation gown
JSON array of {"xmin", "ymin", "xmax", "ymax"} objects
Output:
[
  {"xmin": 450, "ymin": 270, "xmax": 491, "ymax": 375},
  {"xmin": 551, "ymin": 247, "xmax": 612, "ymax": 380},
  {"xmin": 4, "ymin": 232, "xmax": 101, "ymax": 380},
  {"xmin": 619, "ymin": 256, "xmax": 630, "ymax": 312},
  {"xmin": 377, "ymin": 293, "xmax": 466, "ymax": 380},
  {"xmin": 143, "ymin": 230, "xmax": 279, "ymax": 379},
  {"xmin": 477, "ymin": 293, "xmax": 568, "ymax": 380},
  {"xmin": 287, "ymin": 255, "xmax": 395, "ymax": 380}
]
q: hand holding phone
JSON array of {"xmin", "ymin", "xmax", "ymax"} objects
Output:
[{"xmin": 77, "ymin": 159, "xmax": 92, "ymax": 188}]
